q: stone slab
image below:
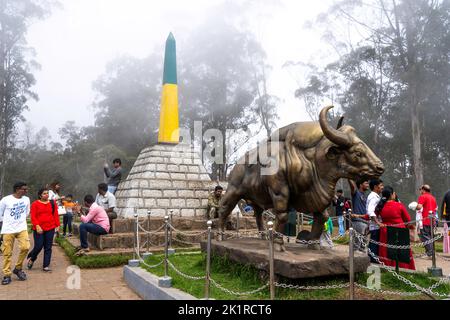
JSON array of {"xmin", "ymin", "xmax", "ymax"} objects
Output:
[
  {"xmin": 200, "ymin": 238, "xmax": 370, "ymax": 279},
  {"xmin": 123, "ymin": 265, "xmax": 197, "ymax": 300}
]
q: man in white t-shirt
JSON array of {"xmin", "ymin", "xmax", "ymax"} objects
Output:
[
  {"xmin": 0, "ymin": 182, "xmax": 31, "ymax": 285},
  {"xmin": 95, "ymin": 183, "xmax": 117, "ymax": 233},
  {"xmin": 366, "ymin": 179, "xmax": 384, "ymax": 263}
]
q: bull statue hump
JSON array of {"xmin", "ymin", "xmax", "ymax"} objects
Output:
[{"xmin": 218, "ymin": 106, "xmax": 385, "ymax": 252}]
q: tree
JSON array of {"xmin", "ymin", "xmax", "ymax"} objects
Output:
[
  {"xmin": 179, "ymin": 2, "xmax": 271, "ymax": 180},
  {"xmin": 92, "ymin": 54, "xmax": 162, "ymax": 156},
  {"xmin": 296, "ymin": 0, "xmax": 450, "ymax": 202},
  {"xmin": 0, "ymin": 0, "xmax": 57, "ymax": 196}
]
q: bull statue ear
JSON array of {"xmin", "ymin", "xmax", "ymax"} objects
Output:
[
  {"xmin": 326, "ymin": 146, "xmax": 343, "ymax": 160},
  {"xmin": 337, "ymin": 116, "xmax": 344, "ymax": 129}
]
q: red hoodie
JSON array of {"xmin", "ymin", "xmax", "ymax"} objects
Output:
[{"xmin": 30, "ymin": 200, "xmax": 60, "ymax": 231}]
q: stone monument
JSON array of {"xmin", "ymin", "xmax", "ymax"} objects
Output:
[{"xmin": 114, "ymin": 33, "xmax": 217, "ymax": 219}]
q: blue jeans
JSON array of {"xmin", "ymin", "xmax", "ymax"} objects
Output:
[
  {"xmin": 107, "ymin": 185, "xmax": 117, "ymax": 194},
  {"xmin": 63, "ymin": 213, "xmax": 73, "ymax": 235},
  {"xmin": 79, "ymin": 223, "xmax": 108, "ymax": 249},
  {"xmin": 337, "ymin": 216, "xmax": 345, "ymax": 236},
  {"xmin": 27, "ymin": 229, "xmax": 55, "ymax": 268}
]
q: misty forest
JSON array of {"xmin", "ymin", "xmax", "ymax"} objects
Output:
[{"xmin": 1, "ymin": 0, "xmax": 449, "ymax": 209}]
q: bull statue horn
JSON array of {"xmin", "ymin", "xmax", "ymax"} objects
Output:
[
  {"xmin": 319, "ymin": 106, "xmax": 352, "ymax": 147},
  {"xmin": 337, "ymin": 116, "xmax": 344, "ymax": 129}
]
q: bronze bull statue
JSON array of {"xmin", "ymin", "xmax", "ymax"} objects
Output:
[{"xmin": 218, "ymin": 106, "xmax": 384, "ymax": 251}]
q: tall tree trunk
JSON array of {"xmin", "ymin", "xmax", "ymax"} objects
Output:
[{"xmin": 411, "ymin": 100, "xmax": 424, "ymax": 191}]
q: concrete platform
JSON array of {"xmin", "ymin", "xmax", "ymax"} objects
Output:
[
  {"xmin": 200, "ymin": 238, "xmax": 370, "ymax": 279},
  {"xmin": 124, "ymin": 265, "xmax": 197, "ymax": 300}
]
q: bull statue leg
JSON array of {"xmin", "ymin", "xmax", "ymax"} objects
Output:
[
  {"xmin": 297, "ymin": 211, "xmax": 328, "ymax": 250},
  {"xmin": 217, "ymin": 185, "xmax": 241, "ymax": 241},
  {"xmin": 253, "ymin": 205, "xmax": 265, "ymax": 239},
  {"xmin": 268, "ymin": 186, "xmax": 290, "ymax": 252},
  {"xmin": 273, "ymin": 212, "xmax": 289, "ymax": 252}
]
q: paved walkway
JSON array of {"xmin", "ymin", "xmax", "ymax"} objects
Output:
[{"xmin": 0, "ymin": 237, "xmax": 141, "ymax": 300}]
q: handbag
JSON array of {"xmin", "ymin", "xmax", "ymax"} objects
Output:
[{"xmin": 58, "ymin": 206, "xmax": 66, "ymax": 216}]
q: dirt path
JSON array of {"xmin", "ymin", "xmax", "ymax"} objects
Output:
[{"xmin": 0, "ymin": 235, "xmax": 141, "ymax": 300}]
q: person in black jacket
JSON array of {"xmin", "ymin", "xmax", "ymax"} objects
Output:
[{"xmin": 441, "ymin": 189, "xmax": 450, "ymax": 231}]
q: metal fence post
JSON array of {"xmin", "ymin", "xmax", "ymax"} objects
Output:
[
  {"xmin": 146, "ymin": 210, "xmax": 151, "ymax": 252},
  {"xmin": 135, "ymin": 213, "xmax": 140, "ymax": 257},
  {"xmin": 428, "ymin": 211, "xmax": 443, "ymax": 277},
  {"xmin": 349, "ymin": 227, "xmax": 355, "ymax": 300},
  {"xmin": 158, "ymin": 215, "xmax": 172, "ymax": 288},
  {"xmin": 164, "ymin": 215, "xmax": 169, "ymax": 278},
  {"xmin": 133, "ymin": 213, "xmax": 138, "ymax": 260},
  {"xmin": 268, "ymin": 221, "xmax": 275, "ymax": 300},
  {"xmin": 204, "ymin": 220, "xmax": 212, "ymax": 299},
  {"xmin": 169, "ymin": 210, "xmax": 173, "ymax": 249},
  {"xmin": 300, "ymin": 212, "xmax": 304, "ymax": 231}
]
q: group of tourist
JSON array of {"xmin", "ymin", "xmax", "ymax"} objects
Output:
[
  {"xmin": 0, "ymin": 159, "xmax": 122, "ymax": 286},
  {"xmin": 336, "ymin": 178, "xmax": 447, "ymax": 270}
]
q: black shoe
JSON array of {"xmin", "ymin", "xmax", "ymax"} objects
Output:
[
  {"xmin": 27, "ymin": 258, "xmax": 34, "ymax": 270},
  {"xmin": 13, "ymin": 268, "xmax": 27, "ymax": 281},
  {"xmin": 1, "ymin": 276, "xmax": 11, "ymax": 285}
]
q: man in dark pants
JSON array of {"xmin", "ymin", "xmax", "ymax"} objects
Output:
[
  {"xmin": 441, "ymin": 189, "xmax": 450, "ymax": 233},
  {"xmin": 332, "ymin": 190, "xmax": 346, "ymax": 236},
  {"xmin": 348, "ymin": 178, "xmax": 370, "ymax": 252},
  {"xmin": 366, "ymin": 179, "xmax": 384, "ymax": 263},
  {"xmin": 416, "ymin": 185, "xmax": 437, "ymax": 258}
]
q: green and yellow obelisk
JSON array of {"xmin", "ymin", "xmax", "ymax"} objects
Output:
[{"xmin": 158, "ymin": 32, "xmax": 179, "ymax": 144}]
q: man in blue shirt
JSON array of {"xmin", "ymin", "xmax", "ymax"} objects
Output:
[{"xmin": 348, "ymin": 178, "xmax": 369, "ymax": 252}]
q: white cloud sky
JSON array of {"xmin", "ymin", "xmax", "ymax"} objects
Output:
[{"xmin": 24, "ymin": 0, "xmax": 336, "ymax": 141}]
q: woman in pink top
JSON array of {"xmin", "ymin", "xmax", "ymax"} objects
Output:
[
  {"xmin": 375, "ymin": 186, "xmax": 416, "ymax": 270},
  {"xmin": 73, "ymin": 194, "xmax": 110, "ymax": 255}
]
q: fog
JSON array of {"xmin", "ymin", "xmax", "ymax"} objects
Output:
[{"xmin": 24, "ymin": 0, "xmax": 333, "ymax": 140}]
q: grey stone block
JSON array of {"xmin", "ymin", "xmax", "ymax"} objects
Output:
[
  {"xmin": 128, "ymin": 259, "xmax": 140, "ymax": 267},
  {"xmin": 142, "ymin": 252, "xmax": 153, "ymax": 259},
  {"xmin": 158, "ymin": 276, "xmax": 173, "ymax": 288},
  {"xmin": 123, "ymin": 266, "xmax": 196, "ymax": 300}
]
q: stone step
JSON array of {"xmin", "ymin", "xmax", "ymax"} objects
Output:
[
  {"xmin": 72, "ymin": 229, "xmax": 207, "ymax": 250},
  {"xmin": 65, "ymin": 236, "xmax": 200, "ymax": 256},
  {"xmin": 72, "ymin": 218, "xmax": 260, "ymax": 250},
  {"xmin": 81, "ymin": 216, "xmax": 258, "ymax": 234}
]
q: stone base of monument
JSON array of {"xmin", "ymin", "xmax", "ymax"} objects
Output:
[
  {"xmin": 428, "ymin": 267, "xmax": 443, "ymax": 277},
  {"xmin": 200, "ymin": 238, "xmax": 370, "ymax": 279}
]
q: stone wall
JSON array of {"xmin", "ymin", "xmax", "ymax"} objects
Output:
[{"xmin": 115, "ymin": 144, "xmax": 227, "ymax": 218}]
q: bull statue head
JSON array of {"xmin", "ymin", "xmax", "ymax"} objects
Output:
[{"xmin": 318, "ymin": 106, "xmax": 384, "ymax": 180}]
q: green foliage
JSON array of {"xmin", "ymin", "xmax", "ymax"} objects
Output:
[
  {"xmin": 56, "ymin": 237, "xmax": 132, "ymax": 269},
  {"xmin": 0, "ymin": 0, "xmax": 59, "ymax": 196},
  {"xmin": 294, "ymin": 0, "xmax": 450, "ymax": 205}
]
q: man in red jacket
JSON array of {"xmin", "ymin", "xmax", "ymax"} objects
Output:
[{"xmin": 416, "ymin": 184, "xmax": 438, "ymax": 258}]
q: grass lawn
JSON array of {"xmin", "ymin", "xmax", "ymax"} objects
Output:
[
  {"xmin": 56, "ymin": 236, "xmax": 132, "ymax": 268},
  {"xmin": 140, "ymin": 252, "xmax": 450, "ymax": 300}
]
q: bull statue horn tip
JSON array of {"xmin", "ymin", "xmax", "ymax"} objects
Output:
[{"xmin": 319, "ymin": 106, "xmax": 352, "ymax": 147}]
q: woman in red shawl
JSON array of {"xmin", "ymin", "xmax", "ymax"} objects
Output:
[{"xmin": 375, "ymin": 186, "xmax": 416, "ymax": 270}]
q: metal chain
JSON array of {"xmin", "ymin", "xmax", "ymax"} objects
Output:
[
  {"xmin": 362, "ymin": 233, "xmax": 443, "ymax": 249},
  {"xmin": 171, "ymin": 237, "xmax": 204, "ymax": 246},
  {"xmin": 139, "ymin": 258, "xmax": 165, "ymax": 269},
  {"xmin": 138, "ymin": 223, "xmax": 166, "ymax": 234},
  {"xmin": 275, "ymin": 282, "xmax": 350, "ymax": 290},
  {"xmin": 168, "ymin": 223, "xmax": 209, "ymax": 236},
  {"xmin": 354, "ymin": 283, "xmax": 421, "ymax": 296},
  {"xmin": 210, "ymin": 278, "xmax": 269, "ymax": 296},
  {"xmin": 359, "ymin": 233, "xmax": 450, "ymax": 298},
  {"xmin": 167, "ymin": 259, "xmax": 206, "ymax": 280}
]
